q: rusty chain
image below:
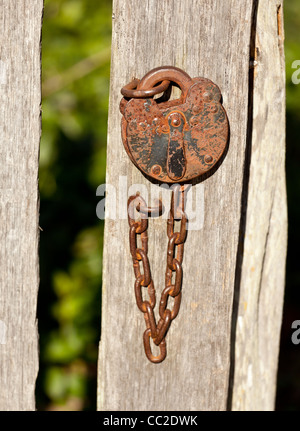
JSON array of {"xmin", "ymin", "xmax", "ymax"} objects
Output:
[
  {"xmin": 127, "ymin": 185, "xmax": 187, "ymax": 363},
  {"xmin": 121, "ymin": 67, "xmax": 228, "ymax": 363}
]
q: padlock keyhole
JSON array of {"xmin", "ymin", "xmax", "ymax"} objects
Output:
[{"xmin": 166, "ymin": 111, "xmax": 186, "ymax": 181}]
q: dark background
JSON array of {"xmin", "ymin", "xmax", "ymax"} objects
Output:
[
  {"xmin": 275, "ymin": 0, "xmax": 300, "ymax": 411},
  {"xmin": 37, "ymin": 0, "xmax": 300, "ymax": 410}
]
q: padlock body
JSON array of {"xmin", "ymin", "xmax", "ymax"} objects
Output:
[{"xmin": 121, "ymin": 78, "xmax": 229, "ymax": 183}]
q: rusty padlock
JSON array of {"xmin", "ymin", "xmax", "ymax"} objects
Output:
[{"xmin": 120, "ymin": 66, "xmax": 229, "ymax": 183}]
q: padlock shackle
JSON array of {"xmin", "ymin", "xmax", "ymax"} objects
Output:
[
  {"xmin": 137, "ymin": 66, "xmax": 193, "ymax": 99},
  {"xmin": 121, "ymin": 78, "xmax": 171, "ymax": 99}
]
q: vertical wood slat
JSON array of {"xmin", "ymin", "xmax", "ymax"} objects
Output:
[
  {"xmin": 98, "ymin": 0, "xmax": 286, "ymax": 410},
  {"xmin": 231, "ymin": 0, "xmax": 287, "ymax": 410},
  {"xmin": 0, "ymin": 0, "xmax": 43, "ymax": 410}
]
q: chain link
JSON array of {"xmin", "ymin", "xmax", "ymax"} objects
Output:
[{"xmin": 127, "ymin": 185, "xmax": 188, "ymax": 363}]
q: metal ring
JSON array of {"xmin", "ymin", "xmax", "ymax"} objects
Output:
[
  {"xmin": 143, "ymin": 328, "xmax": 166, "ymax": 363},
  {"xmin": 144, "ymin": 301, "xmax": 158, "ymax": 339},
  {"xmin": 127, "ymin": 195, "xmax": 148, "ymax": 233},
  {"xmin": 121, "ymin": 79, "xmax": 170, "ymax": 99},
  {"xmin": 137, "ymin": 198, "xmax": 164, "ymax": 217},
  {"xmin": 159, "ymin": 286, "xmax": 182, "ymax": 320},
  {"xmin": 137, "ymin": 66, "xmax": 194, "ymax": 100},
  {"xmin": 154, "ymin": 310, "xmax": 172, "ymax": 346},
  {"xmin": 135, "ymin": 248, "xmax": 151, "ymax": 287}
]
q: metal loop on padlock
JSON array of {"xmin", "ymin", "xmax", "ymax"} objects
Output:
[
  {"xmin": 121, "ymin": 78, "xmax": 170, "ymax": 99},
  {"xmin": 137, "ymin": 66, "xmax": 194, "ymax": 99}
]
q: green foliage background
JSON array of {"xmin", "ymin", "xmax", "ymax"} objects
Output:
[
  {"xmin": 37, "ymin": 0, "xmax": 111, "ymax": 410},
  {"xmin": 38, "ymin": 0, "xmax": 300, "ymax": 410}
]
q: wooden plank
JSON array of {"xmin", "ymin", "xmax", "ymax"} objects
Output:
[
  {"xmin": 98, "ymin": 0, "xmax": 286, "ymax": 410},
  {"xmin": 0, "ymin": 0, "xmax": 43, "ymax": 410},
  {"xmin": 230, "ymin": 0, "xmax": 287, "ymax": 411}
]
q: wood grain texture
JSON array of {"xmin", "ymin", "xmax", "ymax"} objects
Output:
[
  {"xmin": 0, "ymin": 0, "xmax": 43, "ymax": 410},
  {"xmin": 230, "ymin": 0, "xmax": 287, "ymax": 411},
  {"xmin": 98, "ymin": 0, "xmax": 286, "ymax": 411}
]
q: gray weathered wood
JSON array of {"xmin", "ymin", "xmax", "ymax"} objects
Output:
[
  {"xmin": 98, "ymin": 0, "xmax": 286, "ymax": 411},
  {"xmin": 230, "ymin": 0, "xmax": 287, "ymax": 410},
  {"xmin": 0, "ymin": 0, "xmax": 43, "ymax": 410}
]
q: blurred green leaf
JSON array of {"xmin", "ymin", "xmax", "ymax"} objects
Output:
[{"xmin": 37, "ymin": 0, "xmax": 111, "ymax": 410}]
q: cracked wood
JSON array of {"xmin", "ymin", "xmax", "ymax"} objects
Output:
[{"xmin": 0, "ymin": 0, "xmax": 43, "ymax": 410}]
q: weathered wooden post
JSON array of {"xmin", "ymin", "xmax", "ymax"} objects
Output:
[
  {"xmin": 0, "ymin": 1, "xmax": 43, "ymax": 410},
  {"xmin": 98, "ymin": 0, "xmax": 287, "ymax": 410}
]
